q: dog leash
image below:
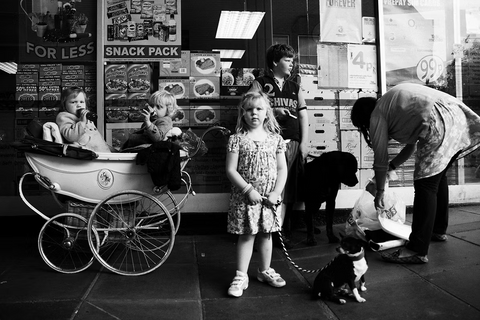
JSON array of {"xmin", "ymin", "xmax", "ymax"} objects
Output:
[{"xmin": 266, "ymin": 200, "xmax": 325, "ymax": 274}]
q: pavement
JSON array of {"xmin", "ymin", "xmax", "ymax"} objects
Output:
[{"xmin": 1, "ymin": 205, "xmax": 480, "ymax": 320}]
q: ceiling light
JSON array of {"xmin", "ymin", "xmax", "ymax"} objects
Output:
[
  {"xmin": 0, "ymin": 62, "xmax": 17, "ymax": 74},
  {"xmin": 213, "ymin": 49, "xmax": 245, "ymax": 59},
  {"xmin": 215, "ymin": 11, "xmax": 265, "ymax": 39},
  {"xmin": 221, "ymin": 61, "xmax": 233, "ymax": 69}
]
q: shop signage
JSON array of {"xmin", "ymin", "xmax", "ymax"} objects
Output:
[
  {"xmin": 347, "ymin": 44, "xmax": 377, "ymax": 91},
  {"xmin": 319, "ymin": 0, "xmax": 362, "ymax": 44},
  {"xmin": 104, "ymin": 45, "xmax": 181, "ymax": 59},
  {"xmin": 383, "ymin": 0, "xmax": 447, "ymax": 86},
  {"xmin": 18, "ymin": 0, "xmax": 97, "ymax": 63},
  {"xmin": 103, "ymin": 0, "xmax": 182, "ymax": 60}
]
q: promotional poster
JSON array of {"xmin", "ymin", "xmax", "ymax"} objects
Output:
[{"xmin": 19, "ymin": 0, "xmax": 97, "ymax": 62}]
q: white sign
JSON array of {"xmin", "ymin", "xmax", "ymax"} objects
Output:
[
  {"xmin": 347, "ymin": 44, "xmax": 377, "ymax": 91},
  {"xmin": 320, "ymin": 0, "xmax": 362, "ymax": 44}
]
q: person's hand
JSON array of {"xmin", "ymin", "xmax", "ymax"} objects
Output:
[
  {"xmin": 299, "ymin": 141, "xmax": 309, "ymax": 160},
  {"xmin": 141, "ymin": 106, "xmax": 153, "ymax": 125},
  {"xmin": 247, "ymin": 189, "xmax": 263, "ymax": 205},
  {"xmin": 264, "ymin": 191, "xmax": 280, "ymax": 208},
  {"xmin": 79, "ymin": 109, "xmax": 89, "ymax": 123},
  {"xmin": 273, "ymin": 107, "xmax": 289, "ymax": 120},
  {"xmin": 374, "ymin": 189, "xmax": 385, "ymax": 210}
]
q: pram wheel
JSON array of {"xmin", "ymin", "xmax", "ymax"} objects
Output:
[
  {"xmin": 154, "ymin": 188, "xmax": 180, "ymax": 234},
  {"xmin": 87, "ymin": 190, "xmax": 175, "ymax": 276},
  {"xmin": 38, "ymin": 213, "xmax": 100, "ymax": 274}
]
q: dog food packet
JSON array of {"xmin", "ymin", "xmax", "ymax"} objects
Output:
[
  {"xmin": 153, "ymin": 4, "xmax": 166, "ymax": 22},
  {"xmin": 144, "ymin": 20, "xmax": 153, "ymax": 36},
  {"xmin": 112, "ymin": 14, "xmax": 130, "ymax": 25},
  {"xmin": 165, "ymin": 0, "xmax": 178, "ymax": 14},
  {"xmin": 131, "ymin": 0, "xmax": 142, "ymax": 14},
  {"xmin": 141, "ymin": 1, "xmax": 154, "ymax": 19}
]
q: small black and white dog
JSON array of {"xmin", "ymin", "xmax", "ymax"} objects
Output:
[
  {"xmin": 304, "ymin": 151, "xmax": 358, "ymax": 244},
  {"xmin": 312, "ymin": 236, "xmax": 368, "ymax": 304}
]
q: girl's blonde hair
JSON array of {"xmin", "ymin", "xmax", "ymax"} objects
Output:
[
  {"xmin": 148, "ymin": 90, "xmax": 178, "ymax": 117},
  {"xmin": 59, "ymin": 86, "xmax": 88, "ymax": 112},
  {"xmin": 236, "ymin": 90, "xmax": 281, "ymax": 134}
]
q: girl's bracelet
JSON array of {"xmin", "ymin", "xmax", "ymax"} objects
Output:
[
  {"xmin": 241, "ymin": 183, "xmax": 253, "ymax": 195},
  {"xmin": 245, "ymin": 185, "xmax": 255, "ymax": 196}
]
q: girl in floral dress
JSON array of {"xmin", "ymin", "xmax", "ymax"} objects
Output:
[{"xmin": 225, "ymin": 91, "xmax": 288, "ymax": 298}]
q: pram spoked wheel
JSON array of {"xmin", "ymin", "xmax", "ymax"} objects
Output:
[
  {"xmin": 87, "ymin": 190, "xmax": 175, "ymax": 276},
  {"xmin": 38, "ymin": 213, "xmax": 100, "ymax": 274}
]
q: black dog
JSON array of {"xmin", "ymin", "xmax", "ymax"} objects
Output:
[
  {"xmin": 304, "ymin": 151, "xmax": 358, "ymax": 245},
  {"xmin": 312, "ymin": 236, "xmax": 368, "ymax": 304}
]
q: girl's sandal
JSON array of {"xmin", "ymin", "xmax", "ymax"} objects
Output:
[{"xmin": 381, "ymin": 249, "xmax": 428, "ymax": 264}]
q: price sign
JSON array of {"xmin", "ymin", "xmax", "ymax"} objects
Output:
[
  {"xmin": 347, "ymin": 44, "xmax": 378, "ymax": 91},
  {"xmin": 416, "ymin": 55, "xmax": 444, "ymax": 83}
]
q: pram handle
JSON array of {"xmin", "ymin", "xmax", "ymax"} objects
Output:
[{"xmin": 188, "ymin": 126, "xmax": 231, "ymax": 158}]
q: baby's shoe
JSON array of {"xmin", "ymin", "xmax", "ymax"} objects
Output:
[
  {"xmin": 228, "ymin": 270, "xmax": 249, "ymax": 297},
  {"xmin": 257, "ymin": 268, "xmax": 286, "ymax": 288}
]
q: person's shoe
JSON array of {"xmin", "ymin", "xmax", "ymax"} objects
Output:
[
  {"xmin": 227, "ymin": 270, "xmax": 249, "ymax": 297},
  {"xmin": 431, "ymin": 233, "xmax": 448, "ymax": 241},
  {"xmin": 381, "ymin": 249, "xmax": 428, "ymax": 264},
  {"xmin": 257, "ymin": 268, "xmax": 286, "ymax": 287}
]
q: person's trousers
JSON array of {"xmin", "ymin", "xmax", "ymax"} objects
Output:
[{"xmin": 406, "ymin": 155, "xmax": 458, "ymax": 256}]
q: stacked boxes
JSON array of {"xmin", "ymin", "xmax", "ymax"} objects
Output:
[
  {"xmin": 189, "ymin": 52, "xmax": 221, "ymax": 100},
  {"xmin": 305, "ymin": 88, "xmax": 339, "ymax": 158},
  {"xmin": 220, "ymin": 68, "xmax": 263, "ymax": 97},
  {"xmin": 104, "ymin": 63, "xmax": 152, "ymax": 124},
  {"xmin": 16, "ymin": 65, "xmax": 39, "ymax": 121}
]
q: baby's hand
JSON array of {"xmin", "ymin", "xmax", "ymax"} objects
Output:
[{"xmin": 79, "ymin": 109, "xmax": 89, "ymax": 123}]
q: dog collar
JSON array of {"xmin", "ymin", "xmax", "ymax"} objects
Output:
[{"xmin": 347, "ymin": 249, "xmax": 365, "ymax": 261}]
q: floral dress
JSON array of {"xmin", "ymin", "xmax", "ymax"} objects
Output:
[
  {"xmin": 416, "ymin": 98, "xmax": 480, "ymax": 179},
  {"xmin": 227, "ymin": 133, "xmax": 286, "ymax": 235}
]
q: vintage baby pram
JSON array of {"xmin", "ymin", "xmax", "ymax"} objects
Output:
[{"xmin": 13, "ymin": 126, "xmax": 229, "ymax": 276}]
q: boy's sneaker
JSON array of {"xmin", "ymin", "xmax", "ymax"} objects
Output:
[
  {"xmin": 257, "ymin": 268, "xmax": 286, "ymax": 288},
  {"xmin": 227, "ymin": 270, "xmax": 249, "ymax": 297}
]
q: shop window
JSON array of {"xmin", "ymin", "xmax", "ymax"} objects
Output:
[
  {"xmin": 298, "ymin": 35, "xmax": 319, "ymax": 66},
  {"xmin": 273, "ymin": 35, "xmax": 289, "ymax": 46}
]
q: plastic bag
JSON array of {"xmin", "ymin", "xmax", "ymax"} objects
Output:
[{"xmin": 345, "ymin": 187, "xmax": 406, "ymax": 242}]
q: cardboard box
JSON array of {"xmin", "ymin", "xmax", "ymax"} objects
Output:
[
  {"xmin": 105, "ymin": 93, "xmax": 129, "ymax": 108},
  {"xmin": 307, "ymin": 140, "xmax": 339, "ymax": 158},
  {"xmin": 220, "ymin": 68, "xmax": 263, "ymax": 97},
  {"xmin": 39, "ymin": 79, "xmax": 62, "ymax": 86},
  {"xmin": 104, "ymin": 64, "xmax": 128, "ymax": 93},
  {"xmin": 307, "ymin": 109, "xmax": 338, "ymax": 127},
  {"xmin": 61, "ymin": 73, "xmax": 84, "ymax": 81},
  {"xmin": 40, "ymin": 64, "xmax": 62, "ymax": 72},
  {"xmin": 62, "ymin": 80, "xmax": 85, "ymax": 88},
  {"xmin": 190, "ymin": 52, "xmax": 221, "ymax": 77},
  {"xmin": 159, "ymin": 50, "xmax": 191, "ymax": 77},
  {"xmin": 339, "ymin": 105, "xmax": 356, "ymax": 130},
  {"xmin": 16, "ymin": 72, "xmax": 38, "ymax": 85},
  {"xmin": 38, "ymin": 106, "xmax": 60, "ymax": 119},
  {"xmin": 190, "ymin": 76, "xmax": 220, "ymax": 99},
  {"xmin": 127, "ymin": 64, "xmax": 152, "ymax": 93},
  {"xmin": 40, "ymin": 69, "xmax": 63, "ymax": 78},
  {"xmin": 190, "ymin": 103, "xmax": 220, "ymax": 126},
  {"xmin": 63, "ymin": 65, "xmax": 84, "ymax": 71},
  {"xmin": 158, "ymin": 78, "xmax": 190, "ymax": 100},
  {"xmin": 360, "ymin": 138, "xmax": 374, "ymax": 169},
  {"xmin": 15, "ymin": 85, "xmax": 37, "ymax": 93},
  {"xmin": 17, "ymin": 64, "xmax": 39, "ymax": 72},
  {"xmin": 39, "ymin": 92, "xmax": 61, "ymax": 108},
  {"xmin": 340, "ymin": 130, "xmax": 361, "ymax": 165},
  {"xmin": 172, "ymin": 105, "xmax": 190, "ymax": 127}
]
